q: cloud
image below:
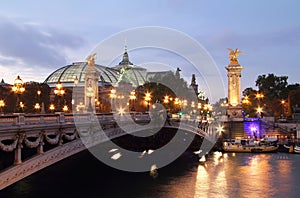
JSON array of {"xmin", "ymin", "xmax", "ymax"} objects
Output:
[{"xmin": 0, "ymin": 16, "xmax": 86, "ymax": 69}]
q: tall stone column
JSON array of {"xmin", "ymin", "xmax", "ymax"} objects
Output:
[
  {"xmin": 225, "ymin": 48, "xmax": 244, "ymax": 118},
  {"xmin": 84, "ymin": 53, "xmax": 100, "ymax": 112}
]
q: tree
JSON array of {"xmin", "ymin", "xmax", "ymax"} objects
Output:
[
  {"xmin": 242, "ymin": 73, "xmax": 299, "ymax": 117},
  {"xmin": 241, "ymin": 87, "xmax": 258, "ymax": 117},
  {"xmin": 143, "ymin": 70, "xmax": 198, "ymax": 114},
  {"xmin": 256, "ymin": 73, "xmax": 288, "ymax": 99}
]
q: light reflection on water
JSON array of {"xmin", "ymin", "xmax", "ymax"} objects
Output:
[
  {"xmin": 1, "ymin": 151, "xmax": 300, "ymax": 198},
  {"xmin": 155, "ymin": 152, "xmax": 300, "ymax": 198}
]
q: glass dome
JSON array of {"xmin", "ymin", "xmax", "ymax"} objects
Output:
[{"xmin": 44, "ymin": 61, "xmax": 148, "ymax": 88}]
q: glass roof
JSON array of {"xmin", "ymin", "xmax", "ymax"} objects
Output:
[{"xmin": 44, "ymin": 62, "xmax": 148, "ymax": 88}]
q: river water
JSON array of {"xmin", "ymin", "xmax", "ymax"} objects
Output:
[{"xmin": 1, "ymin": 150, "xmax": 300, "ymax": 198}]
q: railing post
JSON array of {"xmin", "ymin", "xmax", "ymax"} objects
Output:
[
  {"xmin": 13, "ymin": 113, "xmax": 25, "ymax": 125},
  {"xmin": 55, "ymin": 112, "xmax": 65, "ymax": 123},
  {"xmin": 39, "ymin": 115, "xmax": 45, "ymax": 124}
]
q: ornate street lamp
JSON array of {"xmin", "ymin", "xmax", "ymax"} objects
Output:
[
  {"xmin": 37, "ymin": 90, "xmax": 41, "ymax": 98},
  {"xmin": 34, "ymin": 103, "xmax": 41, "ymax": 113},
  {"xmin": 12, "ymin": 75, "xmax": 25, "ymax": 113},
  {"xmin": 54, "ymin": 81, "xmax": 65, "ymax": 111},
  {"xmin": 281, "ymin": 99, "xmax": 286, "ymax": 118},
  {"xmin": 129, "ymin": 90, "xmax": 136, "ymax": 111},
  {"xmin": 144, "ymin": 92, "xmax": 151, "ymax": 110},
  {"xmin": 242, "ymin": 95, "xmax": 250, "ymax": 105},
  {"xmin": 49, "ymin": 104, "xmax": 55, "ymax": 113},
  {"xmin": 62, "ymin": 105, "xmax": 69, "ymax": 112},
  {"xmin": 163, "ymin": 95, "xmax": 169, "ymax": 104},
  {"xmin": 0, "ymin": 99, "xmax": 5, "ymax": 115}
]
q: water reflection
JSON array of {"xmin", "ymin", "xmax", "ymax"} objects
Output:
[
  {"xmin": 1, "ymin": 151, "xmax": 300, "ymax": 198},
  {"xmin": 156, "ymin": 152, "xmax": 298, "ymax": 198}
]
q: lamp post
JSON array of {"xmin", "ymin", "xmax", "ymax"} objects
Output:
[
  {"xmin": 281, "ymin": 100, "xmax": 285, "ymax": 118},
  {"xmin": 242, "ymin": 95, "xmax": 250, "ymax": 105},
  {"xmin": 34, "ymin": 103, "xmax": 41, "ymax": 113},
  {"xmin": 54, "ymin": 81, "xmax": 65, "ymax": 111},
  {"xmin": 36, "ymin": 90, "xmax": 41, "ymax": 114},
  {"xmin": 37, "ymin": 90, "xmax": 41, "ymax": 100},
  {"xmin": 129, "ymin": 90, "xmax": 136, "ymax": 111},
  {"xmin": 62, "ymin": 105, "xmax": 69, "ymax": 113},
  {"xmin": 145, "ymin": 92, "xmax": 151, "ymax": 111},
  {"xmin": 49, "ymin": 104, "xmax": 55, "ymax": 113},
  {"xmin": 0, "ymin": 99, "xmax": 5, "ymax": 115},
  {"xmin": 12, "ymin": 75, "xmax": 25, "ymax": 113}
]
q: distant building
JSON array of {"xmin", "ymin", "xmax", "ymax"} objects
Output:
[{"xmin": 43, "ymin": 45, "xmax": 172, "ymax": 112}]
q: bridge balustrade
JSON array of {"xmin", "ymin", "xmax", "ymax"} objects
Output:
[{"xmin": 0, "ymin": 115, "xmax": 18, "ymax": 126}]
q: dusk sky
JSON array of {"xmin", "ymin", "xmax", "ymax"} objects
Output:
[{"xmin": 0, "ymin": 0, "xmax": 299, "ymax": 101}]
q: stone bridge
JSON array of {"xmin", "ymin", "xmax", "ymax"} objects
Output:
[{"xmin": 0, "ymin": 112, "xmax": 218, "ymax": 190}]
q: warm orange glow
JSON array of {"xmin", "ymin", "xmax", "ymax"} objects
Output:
[
  {"xmin": 19, "ymin": 102, "xmax": 24, "ymax": 109},
  {"xmin": 257, "ymin": 106, "xmax": 263, "ymax": 113},
  {"xmin": 129, "ymin": 90, "xmax": 136, "ymax": 100},
  {"xmin": 110, "ymin": 89, "xmax": 116, "ymax": 98},
  {"xmin": 231, "ymin": 99, "xmax": 237, "ymax": 107},
  {"xmin": 191, "ymin": 101, "xmax": 195, "ymax": 108},
  {"xmin": 174, "ymin": 98, "xmax": 180, "ymax": 105},
  {"xmin": 54, "ymin": 81, "xmax": 65, "ymax": 96},
  {"xmin": 56, "ymin": 81, "xmax": 62, "ymax": 89},
  {"xmin": 0, "ymin": 99, "xmax": 5, "ymax": 108},
  {"xmin": 144, "ymin": 92, "xmax": 151, "ymax": 102},
  {"xmin": 255, "ymin": 93, "xmax": 264, "ymax": 99},
  {"xmin": 62, "ymin": 105, "xmax": 68, "ymax": 112},
  {"xmin": 49, "ymin": 104, "xmax": 55, "ymax": 111},
  {"xmin": 197, "ymin": 102, "xmax": 202, "ymax": 109},
  {"xmin": 12, "ymin": 76, "xmax": 25, "ymax": 94},
  {"xmin": 163, "ymin": 95, "xmax": 169, "ymax": 103},
  {"xmin": 34, "ymin": 103, "xmax": 40, "ymax": 110},
  {"xmin": 242, "ymin": 95, "xmax": 250, "ymax": 104}
]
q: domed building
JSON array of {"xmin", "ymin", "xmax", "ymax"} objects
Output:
[
  {"xmin": 44, "ymin": 47, "xmax": 148, "ymax": 88},
  {"xmin": 44, "ymin": 46, "xmax": 151, "ymax": 112}
]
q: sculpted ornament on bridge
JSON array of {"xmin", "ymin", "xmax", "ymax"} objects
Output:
[
  {"xmin": 86, "ymin": 53, "xmax": 97, "ymax": 68},
  {"xmin": 227, "ymin": 48, "xmax": 244, "ymax": 65}
]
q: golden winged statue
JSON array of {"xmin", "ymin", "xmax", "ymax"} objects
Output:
[
  {"xmin": 227, "ymin": 48, "xmax": 243, "ymax": 65},
  {"xmin": 86, "ymin": 53, "xmax": 97, "ymax": 68}
]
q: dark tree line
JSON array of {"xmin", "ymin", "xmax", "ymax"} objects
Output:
[{"xmin": 242, "ymin": 73, "xmax": 300, "ymax": 117}]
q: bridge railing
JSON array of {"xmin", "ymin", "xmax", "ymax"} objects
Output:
[
  {"xmin": 0, "ymin": 115, "xmax": 18, "ymax": 126},
  {"xmin": 0, "ymin": 112, "xmax": 153, "ymax": 127}
]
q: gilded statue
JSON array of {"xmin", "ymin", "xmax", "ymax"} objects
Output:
[
  {"xmin": 227, "ymin": 48, "xmax": 243, "ymax": 65},
  {"xmin": 86, "ymin": 53, "xmax": 97, "ymax": 68}
]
